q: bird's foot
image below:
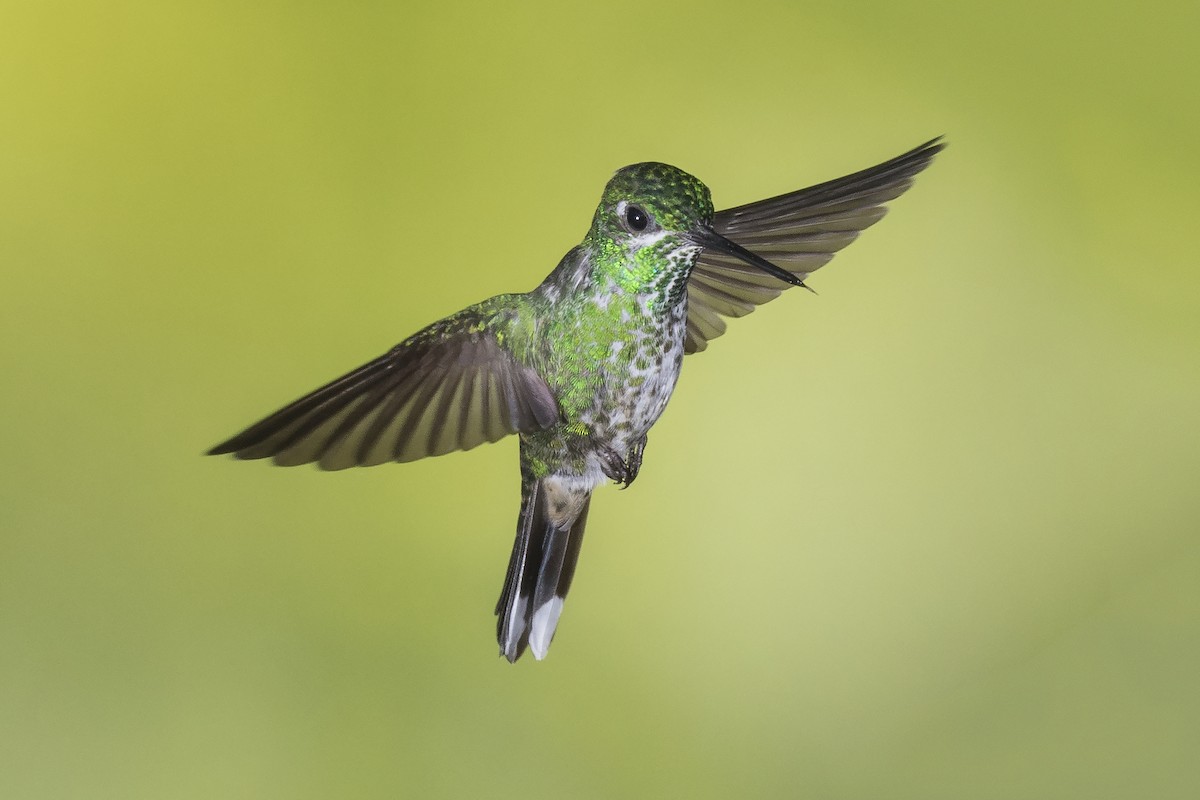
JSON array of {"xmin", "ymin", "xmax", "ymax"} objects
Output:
[
  {"xmin": 597, "ymin": 435, "xmax": 648, "ymax": 489},
  {"xmin": 623, "ymin": 435, "xmax": 646, "ymax": 489},
  {"xmin": 598, "ymin": 445, "xmax": 629, "ymax": 486}
]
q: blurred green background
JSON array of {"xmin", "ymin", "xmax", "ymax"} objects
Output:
[{"xmin": 3, "ymin": 1, "xmax": 1198, "ymax": 798}]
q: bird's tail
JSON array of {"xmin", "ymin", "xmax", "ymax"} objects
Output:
[{"xmin": 495, "ymin": 476, "xmax": 592, "ymax": 662}]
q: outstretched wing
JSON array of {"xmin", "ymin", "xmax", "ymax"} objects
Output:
[
  {"xmin": 685, "ymin": 137, "xmax": 945, "ymax": 354},
  {"xmin": 207, "ymin": 304, "xmax": 560, "ymax": 470}
]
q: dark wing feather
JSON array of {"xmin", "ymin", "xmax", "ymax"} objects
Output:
[
  {"xmin": 207, "ymin": 307, "xmax": 559, "ymax": 470},
  {"xmin": 686, "ymin": 137, "xmax": 944, "ymax": 353}
]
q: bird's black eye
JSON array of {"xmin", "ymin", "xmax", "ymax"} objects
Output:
[{"xmin": 624, "ymin": 204, "xmax": 649, "ymax": 232}]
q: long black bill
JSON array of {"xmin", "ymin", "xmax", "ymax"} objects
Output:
[{"xmin": 688, "ymin": 226, "xmax": 808, "ymax": 288}]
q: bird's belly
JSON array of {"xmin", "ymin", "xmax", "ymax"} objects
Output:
[
  {"xmin": 530, "ymin": 299, "xmax": 688, "ymax": 483},
  {"xmin": 598, "ymin": 355, "xmax": 680, "ymax": 442},
  {"xmin": 580, "ymin": 315, "xmax": 686, "ymax": 456}
]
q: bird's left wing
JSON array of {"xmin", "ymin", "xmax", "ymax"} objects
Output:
[
  {"xmin": 207, "ymin": 303, "xmax": 559, "ymax": 470},
  {"xmin": 685, "ymin": 137, "xmax": 945, "ymax": 354}
]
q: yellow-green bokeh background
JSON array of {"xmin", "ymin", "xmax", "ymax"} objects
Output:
[{"xmin": 3, "ymin": 2, "xmax": 1198, "ymax": 797}]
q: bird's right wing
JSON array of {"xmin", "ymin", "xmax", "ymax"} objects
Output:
[
  {"xmin": 685, "ymin": 137, "xmax": 945, "ymax": 353},
  {"xmin": 207, "ymin": 302, "xmax": 560, "ymax": 470}
]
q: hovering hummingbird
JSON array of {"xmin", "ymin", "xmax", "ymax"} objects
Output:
[{"xmin": 209, "ymin": 138, "xmax": 944, "ymax": 662}]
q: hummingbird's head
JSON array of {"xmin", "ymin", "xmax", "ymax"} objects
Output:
[
  {"xmin": 591, "ymin": 162, "xmax": 714, "ymax": 245},
  {"xmin": 587, "ymin": 162, "xmax": 806, "ymax": 290}
]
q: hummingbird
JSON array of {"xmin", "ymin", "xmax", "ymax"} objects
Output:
[{"xmin": 208, "ymin": 138, "xmax": 944, "ymax": 662}]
